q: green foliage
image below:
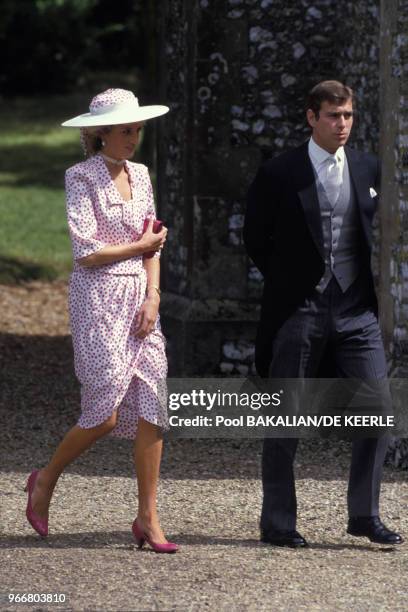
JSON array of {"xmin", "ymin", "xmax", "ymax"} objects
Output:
[
  {"xmin": 0, "ymin": 0, "xmax": 146, "ymax": 95},
  {"xmin": 34, "ymin": 0, "xmax": 98, "ymax": 12}
]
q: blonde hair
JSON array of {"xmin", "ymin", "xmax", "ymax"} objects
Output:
[{"xmin": 80, "ymin": 126, "xmax": 112, "ymax": 157}]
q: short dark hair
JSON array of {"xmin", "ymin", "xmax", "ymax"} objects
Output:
[{"xmin": 307, "ymin": 80, "xmax": 354, "ymax": 117}]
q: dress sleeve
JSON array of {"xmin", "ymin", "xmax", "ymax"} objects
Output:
[
  {"xmin": 144, "ymin": 166, "xmax": 161, "ymax": 260},
  {"xmin": 65, "ymin": 169, "xmax": 106, "ymax": 260}
]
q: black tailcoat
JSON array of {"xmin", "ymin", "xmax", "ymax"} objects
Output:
[{"xmin": 243, "ymin": 141, "xmax": 381, "ymax": 376}]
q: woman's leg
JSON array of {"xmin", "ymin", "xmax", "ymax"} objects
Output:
[
  {"xmin": 30, "ymin": 412, "xmax": 117, "ymax": 518},
  {"xmin": 133, "ymin": 417, "xmax": 167, "ymax": 543}
]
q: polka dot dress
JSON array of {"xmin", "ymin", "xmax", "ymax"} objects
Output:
[{"xmin": 65, "ymin": 154, "xmax": 168, "ymax": 438}]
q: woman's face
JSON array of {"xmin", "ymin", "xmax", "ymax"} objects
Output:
[{"xmin": 102, "ymin": 122, "xmax": 144, "ymax": 159}]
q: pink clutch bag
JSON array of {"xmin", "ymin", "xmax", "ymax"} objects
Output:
[{"xmin": 142, "ymin": 218, "xmax": 163, "ymax": 258}]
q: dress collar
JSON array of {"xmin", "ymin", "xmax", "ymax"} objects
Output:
[{"xmin": 95, "ymin": 154, "xmax": 136, "ymax": 204}]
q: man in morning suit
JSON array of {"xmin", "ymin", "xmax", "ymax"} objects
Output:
[{"xmin": 243, "ymin": 80, "xmax": 403, "ymax": 548}]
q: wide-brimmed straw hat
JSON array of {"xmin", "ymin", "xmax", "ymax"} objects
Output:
[{"xmin": 61, "ymin": 88, "xmax": 169, "ymax": 127}]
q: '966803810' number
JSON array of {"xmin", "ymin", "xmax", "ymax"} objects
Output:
[{"xmin": 8, "ymin": 593, "xmax": 67, "ymax": 604}]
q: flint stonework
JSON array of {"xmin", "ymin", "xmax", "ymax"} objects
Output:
[{"xmin": 156, "ymin": 0, "xmax": 406, "ymax": 464}]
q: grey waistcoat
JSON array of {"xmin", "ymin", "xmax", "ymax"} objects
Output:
[{"xmin": 315, "ymin": 161, "xmax": 361, "ymax": 293}]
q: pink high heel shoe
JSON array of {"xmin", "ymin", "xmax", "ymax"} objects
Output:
[
  {"xmin": 132, "ymin": 519, "xmax": 179, "ymax": 553},
  {"xmin": 24, "ymin": 470, "xmax": 48, "ymax": 537}
]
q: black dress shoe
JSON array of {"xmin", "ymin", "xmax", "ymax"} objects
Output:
[
  {"xmin": 347, "ymin": 516, "xmax": 404, "ymax": 545},
  {"xmin": 260, "ymin": 529, "xmax": 308, "ymax": 548}
]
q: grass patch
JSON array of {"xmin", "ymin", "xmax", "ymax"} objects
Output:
[
  {"xmin": 0, "ymin": 95, "xmax": 90, "ymax": 283},
  {"xmin": 0, "ymin": 186, "xmax": 72, "ymax": 282}
]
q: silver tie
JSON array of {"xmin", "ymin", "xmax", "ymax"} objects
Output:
[{"xmin": 324, "ymin": 154, "xmax": 342, "ymax": 206}]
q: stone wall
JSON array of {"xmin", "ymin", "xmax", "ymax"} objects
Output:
[
  {"xmin": 379, "ymin": 0, "xmax": 408, "ymax": 370},
  {"xmin": 154, "ymin": 0, "xmax": 408, "ymax": 465},
  {"xmin": 156, "ymin": 0, "xmax": 381, "ymax": 376},
  {"xmin": 336, "ymin": 2, "xmax": 380, "ymax": 152},
  {"xmin": 379, "ymin": 0, "xmax": 408, "ymax": 467}
]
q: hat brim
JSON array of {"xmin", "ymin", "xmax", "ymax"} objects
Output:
[{"xmin": 61, "ymin": 105, "xmax": 169, "ymax": 127}]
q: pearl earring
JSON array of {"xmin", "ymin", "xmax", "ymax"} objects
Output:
[{"xmin": 102, "ymin": 140, "xmax": 106, "ymax": 147}]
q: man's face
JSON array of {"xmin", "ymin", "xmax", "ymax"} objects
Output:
[{"xmin": 306, "ymin": 99, "xmax": 354, "ymax": 153}]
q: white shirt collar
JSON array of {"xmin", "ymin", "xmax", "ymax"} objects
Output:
[{"xmin": 308, "ymin": 136, "xmax": 344, "ymax": 167}]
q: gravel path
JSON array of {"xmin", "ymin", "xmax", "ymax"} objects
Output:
[{"xmin": 1, "ymin": 282, "xmax": 407, "ymax": 611}]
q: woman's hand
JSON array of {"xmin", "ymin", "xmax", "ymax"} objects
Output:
[
  {"xmin": 135, "ymin": 294, "xmax": 160, "ymax": 338},
  {"xmin": 139, "ymin": 219, "xmax": 167, "ymax": 254}
]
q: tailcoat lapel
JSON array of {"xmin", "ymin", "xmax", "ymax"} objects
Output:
[
  {"xmin": 344, "ymin": 146, "xmax": 372, "ymax": 245},
  {"xmin": 293, "ymin": 142, "xmax": 325, "ymax": 259}
]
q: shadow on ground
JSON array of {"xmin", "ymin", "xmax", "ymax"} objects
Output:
[
  {"xmin": 0, "ymin": 257, "xmax": 59, "ymax": 284},
  {"xmin": 0, "ymin": 143, "xmax": 79, "ymax": 189},
  {"xmin": 0, "ymin": 532, "xmax": 384, "ymax": 553}
]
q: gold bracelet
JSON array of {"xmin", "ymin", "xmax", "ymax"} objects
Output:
[{"xmin": 147, "ymin": 285, "xmax": 161, "ymax": 297}]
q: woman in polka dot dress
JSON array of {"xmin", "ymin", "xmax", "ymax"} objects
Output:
[{"xmin": 24, "ymin": 89, "xmax": 178, "ymax": 553}]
